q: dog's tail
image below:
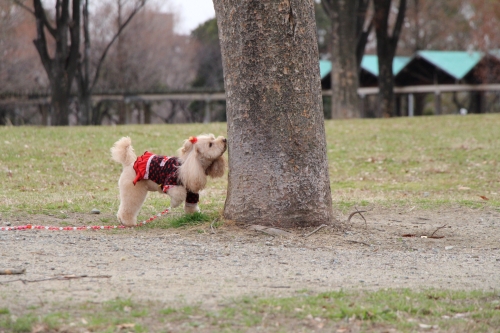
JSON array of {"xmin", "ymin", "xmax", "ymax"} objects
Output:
[{"xmin": 111, "ymin": 137, "xmax": 137, "ymax": 166}]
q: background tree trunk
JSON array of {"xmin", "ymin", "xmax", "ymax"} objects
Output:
[
  {"xmin": 373, "ymin": 0, "xmax": 406, "ymax": 117},
  {"xmin": 214, "ymin": 0, "xmax": 334, "ymax": 227},
  {"xmin": 321, "ymin": 0, "xmax": 372, "ymax": 119},
  {"xmin": 32, "ymin": 0, "xmax": 80, "ymax": 126},
  {"xmin": 76, "ymin": 0, "xmax": 146, "ymax": 125},
  {"xmin": 329, "ymin": 0, "xmax": 359, "ymax": 119}
]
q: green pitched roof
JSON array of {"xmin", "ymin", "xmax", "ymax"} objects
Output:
[
  {"xmin": 417, "ymin": 50, "xmax": 483, "ymax": 80},
  {"xmin": 320, "ymin": 51, "xmax": 486, "ymax": 81},
  {"xmin": 361, "ymin": 55, "xmax": 411, "ymax": 76},
  {"xmin": 320, "ymin": 56, "xmax": 411, "ymax": 79},
  {"xmin": 319, "ymin": 60, "xmax": 332, "ymax": 79}
]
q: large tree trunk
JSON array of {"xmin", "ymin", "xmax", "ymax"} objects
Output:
[{"xmin": 214, "ymin": 0, "xmax": 334, "ymax": 227}]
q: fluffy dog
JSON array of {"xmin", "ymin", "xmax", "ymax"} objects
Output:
[{"xmin": 111, "ymin": 134, "xmax": 227, "ymax": 226}]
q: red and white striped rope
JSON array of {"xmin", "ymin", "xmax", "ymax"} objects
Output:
[{"xmin": 0, "ymin": 209, "xmax": 169, "ymax": 232}]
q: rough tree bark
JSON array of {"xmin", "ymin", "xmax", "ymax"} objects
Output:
[
  {"xmin": 321, "ymin": 0, "xmax": 372, "ymax": 119},
  {"xmin": 373, "ymin": 0, "xmax": 407, "ymax": 117},
  {"xmin": 213, "ymin": 0, "xmax": 334, "ymax": 227}
]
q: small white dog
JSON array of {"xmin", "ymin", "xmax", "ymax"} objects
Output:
[{"xmin": 111, "ymin": 134, "xmax": 227, "ymax": 226}]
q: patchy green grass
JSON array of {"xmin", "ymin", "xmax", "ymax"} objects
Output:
[
  {"xmin": 325, "ymin": 114, "xmax": 500, "ymax": 211},
  {"xmin": 1, "ymin": 115, "xmax": 498, "ymax": 223},
  {"xmin": 1, "ymin": 116, "xmax": 499, "ymax": 331},
  {"xmin": 0, "ymin": 122, "xmax": 228, "ymax": 222},
  {"xmin": 0, "ymin": 289, "xmax": 498, "ymax": 332}
]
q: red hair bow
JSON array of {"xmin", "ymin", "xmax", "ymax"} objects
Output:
[{"xmin": 188, "ymin": 136, "xmax": 198, "ymax": 144}]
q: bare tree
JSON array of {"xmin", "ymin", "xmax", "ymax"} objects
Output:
[
  {"xmin": 321, "ymin": 0, "xmax": 372, "ymax": 119},
  {"xmin": 76, "ymin": 0, "xmax": 146, "ymax": 125},
  {"xmin": 214, "ymin": 0, "xmax": 334, "ymax": 227},
  {"xmin": 373, "ymin": 0, "xmax": 406, "ymax": 117},
  {"xmin": 13, "ymin": 0, "xmax": 81, "ymax": 125}
]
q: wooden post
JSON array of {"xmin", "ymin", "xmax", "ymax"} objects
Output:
[
  {"xmin": 435, "ymin": 91, "xmax": 441, "ymax": 115},
  {"xmin": 144, "ymin": 102, "xmax": 151, "ymax": 124},
  {"xmin": 408, "ymin": 93, "xmax": 414, "ymax": 117},
  {"xmin": 203, "ymin": 98, "xmax": 211, "ymax": 123}
]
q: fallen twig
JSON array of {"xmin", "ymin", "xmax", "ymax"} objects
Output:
[
  {"xmin": 248, "ymin": 225, "xmax": 292, "ymax": 237},
  {"xmin": 346, "ymin": 240, "xmax": 372, "ymax": 247},
  {"xmin": 303, "ymin": 224, "xmax": 328, "ymax": 238},
  {"xmin": 0, "ymin": 268, "xmax": 26, "ymax": 275},
  {"xmin": 0, "ymin": 274, "xmax": 111, "ymax": 285},
  {"xmin": 429, "ymin": 224, "xmax": 448, "ymax": 238},
  {"xmin": 347, "ymin": 209, "xmax": 367, "ymax": 228}
]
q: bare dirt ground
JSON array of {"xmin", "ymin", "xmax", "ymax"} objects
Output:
[{"xmin": 1, "ymin": 206, "xmax": 499, "ymax": 313}]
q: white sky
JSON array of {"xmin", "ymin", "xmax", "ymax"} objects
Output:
[{"xmin": 166, "ymin": 0, "xmax": 216, "ymax": 35}]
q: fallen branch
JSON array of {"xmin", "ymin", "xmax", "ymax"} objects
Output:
[
  {"xmin": 303, "ymin": 224, "xmax": 328, "ymax": 238},
  {"xmin": 0, "ymin": 274, "xmax": 111, "ymax": 285},
  {"xmin": 0, "ymin": 268, "xmax": 26, "ymax": 275},
  {"xmin": 429, "ymin": 224, "xmax": 448, "ymax": 238},
  {"xmin": 347, "ymin": 209, "xmax": 367, "ymax": 228},
  {"xmin": 346, "ymin": 240, "xmax": 372, "ymax": 247}
]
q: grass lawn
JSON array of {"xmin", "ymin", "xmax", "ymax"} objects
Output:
[
  {"xmin": 1, "ymin": 114, "xmax": 499, "ymax": 332},
  {"xmin": 1, "ymin": 289, "xmax": 499, "ymax": 332},
  {"xmin": 1, "ymin": 114, "xmax": 498, "ymax": 221}
]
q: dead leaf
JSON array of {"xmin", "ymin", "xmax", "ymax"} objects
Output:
[
  {"xmin": 479, "ymin": 195, "xmax": 489, "ymax": 200},
  {"xmin": 31, "ymin": 324, "xmax": 47, "ymax": 333},
  {"xmin": 418, "ymin": 323, "xmax": 433, "ymax": 329},
  {"xmin": 116, "ymin": 323, "xmax": 135, "ymax": 329},
  {"xmin": 402, "ymin": 234, "xmax": 417, "ymax": 237}
]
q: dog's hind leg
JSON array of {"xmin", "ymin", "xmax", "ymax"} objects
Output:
[{"xmin": 117, "ymin": 167, "xmax": 148, "ymax": 226}]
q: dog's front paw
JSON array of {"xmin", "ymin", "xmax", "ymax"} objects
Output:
[
  {"xmin": 184, "ymin": 202, "xmax": 200, "ymax": 214},
  {"xmin": 117, "ymin": 214, "xmax": 137, "ymax": 227}
]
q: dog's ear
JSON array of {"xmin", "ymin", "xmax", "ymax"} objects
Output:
[
  {"xmin": 205, "ymin": 155, "xmax": 226, "ymax": 178},
  {"xmin": 177, "ymin": 139, "xmax": 194, "ymax": 158},
  {"xmin": 177, "ymin": 141, "xmax": 206, "ymax": 193}
]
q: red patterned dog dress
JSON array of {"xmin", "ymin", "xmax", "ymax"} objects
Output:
[{"xmin": 133, "ymin": 152, "xmax": 199, "ymax": 204}]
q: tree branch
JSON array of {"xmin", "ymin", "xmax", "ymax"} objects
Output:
[
  {"xmin": 90, "ymin": 0, "xmax": 147, "ymax": 91},
  {"xmin": 66, "ymin": 0, "xmax": 81, "ymax": 78},
  {"xmin": 356, "ymin": 0, "xmax": 373, "ymax": 70},
  {"xmin": 13, "ymin": 0, "xmax": 34, "ymax": 15},
  {"xmin": 32, "ymin": 0, "xmax": 53, "ymax": 74},
  {"xmin": 390, "ymin": 0, "xmax": 407, "ymax": 51},
  {"xmin": 357, "ymin": 17, "xmax": 372, "ymax": 66},
  {"xmin": 320, "ymin": 0, "xmax": 334, "ymax": 19},
  {"xmin": 356, "ymin": 0, "xmax": 370, "ymax": 37},
  {"xmin": 17, "ymin": 0, "xmax": 57, "ymax": 37}
]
